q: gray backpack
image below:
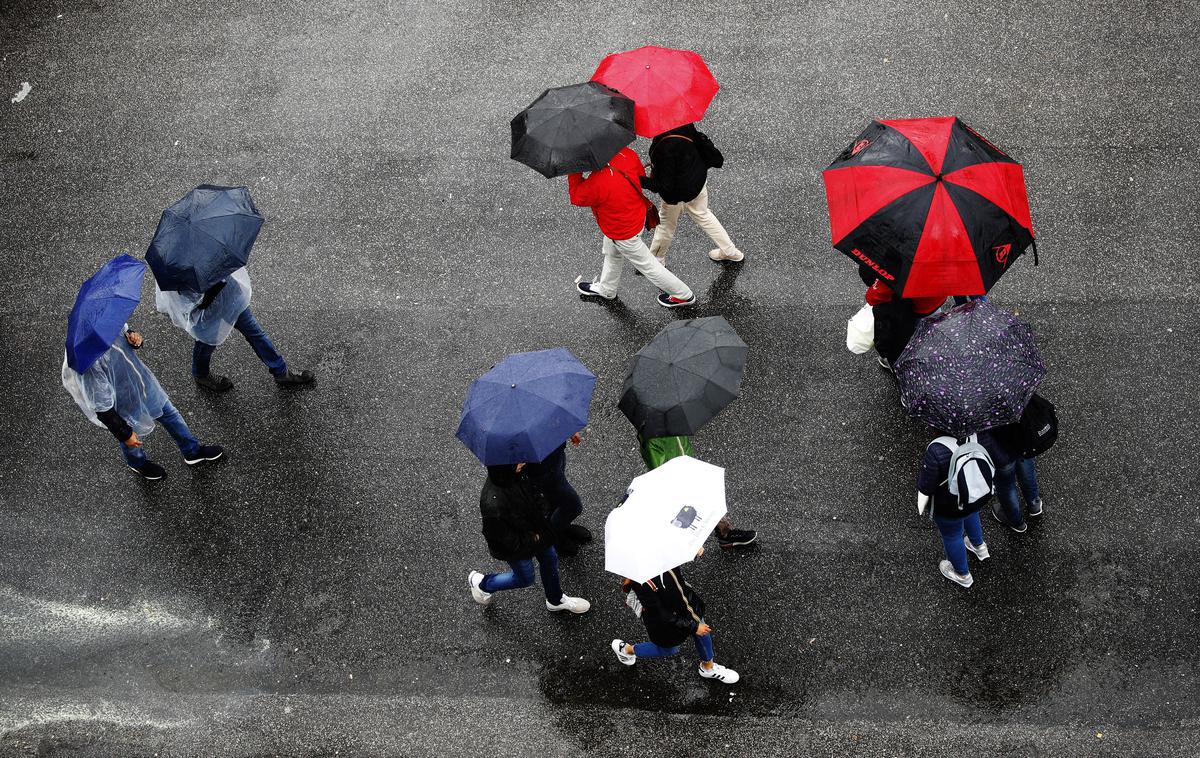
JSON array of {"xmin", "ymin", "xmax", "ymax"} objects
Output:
[{"xmin": 933, "ymin": 434, "xmax": 996, "ymax": 511}]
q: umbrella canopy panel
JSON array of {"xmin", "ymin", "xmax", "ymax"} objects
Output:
[
  {"xmin": 591, "ymin": 46, "xmax": 719, "ymax": 138},
  {"xmin": 65, "ymin": 253, "xmax": 145, "ymax": 373},
  {"xmin": 456, "ymin": 348, "xmax": 597, "ymax": 465},
  {"xmin": 147, "ymin": 185, "xmax": 264, "ymax": 293},
  {"xmin": 511, "ymin": 82, "xmax": 635, "ymax": 178},
  {"xmin": 604, "ymin": 455, "xmax": 727, "ymax": 584},
  {"xmin": 895, "ymin": 300, "xmax": 1046, "ymax": 436},
  {"xmin": 823, "ymin": 117, "xmax": 1034, "ymax": 299},
  {"xmin": 619, "ymin": 316, "xmax": 748, "ymax": 437}
]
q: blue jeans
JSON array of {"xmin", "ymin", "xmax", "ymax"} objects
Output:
[
  {"xmin": 934, "ymin": 511, "xmax": 984, "ymax": 575},
  {"xmin": 995, "ymin": 458, "xmax": 1041, "ymax": 526},
  {"xmin": 192, "ymin": 307, "xmax": 287, "ymax": 377},
  {"xmin": 119, "ymin": 401, "xmax": 200, "ymax": 466},
  {"xmin": 481, "ymin": 546, "xmax": 563, "ymax": 604},
  {"xmin": 633, "ymin": 620, "xmax": 715, "ymax": 663}
]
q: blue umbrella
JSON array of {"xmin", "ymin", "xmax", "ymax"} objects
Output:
[
  {"xmin": 146, "ymin": 185, "xmax": 263, "ymax": 292},
  {"xmin": 456, "ymin": 348, "xmax": 597, "ymax": 465},
  {"xmin": 66, "ymin": 254, "xmax": 145, "ymax": 373}
]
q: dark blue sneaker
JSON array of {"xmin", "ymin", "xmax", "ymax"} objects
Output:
[
  {"xmin": 576, "ymin": 281, "xmax": 614, "ymax": 299},
  {"xmin": 128, "ymin": 460, "xmax": 167, "ymax": 480},
  {"xmin": 184, "ymin": 445, "xmax": 224, "ymax": 466}
]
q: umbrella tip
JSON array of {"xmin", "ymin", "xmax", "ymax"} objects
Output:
[{"xmin": 511, "ymin": 383, "xmax": 517, "ymax": 388}]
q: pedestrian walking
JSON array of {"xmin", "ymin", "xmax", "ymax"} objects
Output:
[
  {"xmin": 610, "ymin": 553, "xmax": 740, "ymax": 684},
  {"xmin": 638, "ymin": 434, "xmax": 757, "ymax": 549},
  {"xmin": 523, "ymin": 432, "xmax": 593, "ymax": 556},
  {"xmin": 63, "ymin": 254, "xmax": 223, "ymax": 481},
  {"xmin": 986, "ymin": 394, "xmax": 1056, "ymax": 531},
  {"xmin": 63, "ymin": 326, "xmax": 224, "ymax": 480},
  {"xmin": 641, "ymin": 123, "xmax": 743, "ymax": 264},
  {"xmin": 468, "ymin": 463, "xmax": 591, "ymax": 614},
  {"xmin": 155, "ymin": 269, "xmax": 315, "ymax": 391},
  {"xmin": 916, "ymin": 433, "xmax": 999, "ymax": 588},
  {"xmin": 147, "ymin": 185, "xmax": 314, "ymax": 391},
  {"xmin": 867, "ymin": 278, "xmax": 944, "ymax": 372},
  {"xmin": 570, "ymin": 147, "xmax": 696, "ymax": 308}
]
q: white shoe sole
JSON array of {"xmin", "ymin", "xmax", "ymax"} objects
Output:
[
  {"xmin": 184, "ymin": 451, "xmax": 224, "ymax": 466},
  {"xmin": 708, "ymin": 249, "xmax": 744, "ymax": 262},
  {"xmin": 127, "ymin": 465, "xmax": 164, "ymax": 481},
  {"xmin": 468, "ymin": 572, "xmax": 492, "ymax": 605},
  {"xmin": 546, "ymin": 600, "xmax": 590, "ymax": 614}
]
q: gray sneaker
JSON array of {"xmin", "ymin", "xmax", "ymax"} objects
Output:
[{"xmin": 939, "ymin": 560, "xmax": 974, "ymax": 588}]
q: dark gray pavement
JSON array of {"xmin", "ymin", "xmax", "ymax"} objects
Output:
[{"xmin": 2, "ymin": 0, "xmax": 1198, "ymax": 755}]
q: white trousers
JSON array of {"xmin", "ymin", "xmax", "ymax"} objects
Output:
[
  {"xmin": 648, "ymin": 184, "xmax": 739, "ymax": 261},
  {"xmin": 594, "ymin": 229, "xmax": 692, "ymax": 300}
]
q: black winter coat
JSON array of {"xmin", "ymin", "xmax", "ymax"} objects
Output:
[
  {"xmin": 479, "ymin": 470, "xmax": 553, "ymax": 561},
  {"xmin": 632, "ymin": 567, "xmax": 706, "ymax": 647},
  {"xmin": 640, "ymin": 123, "xmax": 724, "ymax": 205}
]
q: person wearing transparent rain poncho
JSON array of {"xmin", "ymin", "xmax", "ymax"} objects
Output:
[
  {"xmin": 155, "ymin": 267, "xmax": 315, "ymax": 392},
  {"xmin": 61, "ymin": 324, "xmax": 224, "ymax": 480}
]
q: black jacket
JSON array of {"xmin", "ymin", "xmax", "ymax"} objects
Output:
[
  {"xmin": 640, "ymin": 123, "xmax": 724, "ymax": 205},
  {"xmin": 632, "ymin": 566, "xmax": 706, "ymax": 647},
  {"xmin": 479, "ymin": 466, "xmax": 553, "ymax": 561}
]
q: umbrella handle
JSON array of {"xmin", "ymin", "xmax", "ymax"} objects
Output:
[{"xmin": 1032, "ymin": 239, "xmax": 1039, "ymax": 266}]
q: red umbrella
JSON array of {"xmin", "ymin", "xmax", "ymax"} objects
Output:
[
  {"xmin": 822, "ymin": 117, "xmax": 1035, "ymax": 299},
  {"xmin": 591, "ymin": 46, "xmax": 719, "ymax": 138}
]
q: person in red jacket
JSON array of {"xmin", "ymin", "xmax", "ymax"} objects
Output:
[{"xmin": 569, "ymin": 148, "xmax": 696, "ymax": 308}]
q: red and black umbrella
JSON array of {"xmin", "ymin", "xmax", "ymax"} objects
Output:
[
  {"xmin": 591, "ymin": 46, "xmax": 718, "ymax": 138},
  {"xmin": 822, "ymin": 117, "xmax": 1035, "ymax": 299}
]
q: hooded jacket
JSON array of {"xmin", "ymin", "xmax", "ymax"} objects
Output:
[
  {"xmin": 479, "ymin": 465, "xmax": 554, "ymax": 561},
  {"xmin": 640, "ymin": 123, "xmax": 723, "ymax": 205},
  {"xmin": 568, "ymin": 148, "xmax": 649, "ymax": 240},
  {"xmin": 631, "ymin": 566, "xmax": 707, "ymax": 647}
]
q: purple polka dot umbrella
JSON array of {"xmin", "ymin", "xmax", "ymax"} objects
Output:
[{"xmin": 894, "ymin": 300, "xmax": 1045, "ymax": 436}]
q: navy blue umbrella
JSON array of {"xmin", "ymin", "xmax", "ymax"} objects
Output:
[
  {"xmin": 456, "ymin": 348, "xmax": 597, "ymax": 465},
  {"xmin": 146, "ymin": 185, "xmax": 263, "ymax": 292},
  {"xmin": 66, "ymin": 254, "xmax": 145, "ymax": 373}
]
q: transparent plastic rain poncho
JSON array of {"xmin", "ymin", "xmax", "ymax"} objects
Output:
[
  {"xmin": 61, "ymin": 332, "xmax": 170, "ymax": 437},
  {"xmin": 154, "ymin": 267, "xmax": 252, "ymax": 346}
]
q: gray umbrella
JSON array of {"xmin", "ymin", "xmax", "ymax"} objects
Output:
[
  {"xmin": 895, "ymin": 300, "xmax": 1045, "ymax": 436},
  {"xmin": 510, "ymin": 81, "xmax": 635, "ymax": 179},
  {"xmin": 619, "ymin": 316, "xmax": 749, "ymax": 437}
]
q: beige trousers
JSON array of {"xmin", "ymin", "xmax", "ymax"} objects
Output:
[
  {"xmin": 648, "ymin": 184, "xmax": 739, "ymax": 261},
  {"xmin": 594, "ymin": 230, "xmax": 692, "ymax": 300}
]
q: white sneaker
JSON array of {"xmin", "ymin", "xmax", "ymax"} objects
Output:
[
  {"xmin": 698, "ymin": 662, "xmax": 740, "ymax": 683},
  {"xmin": 546, "ymin": 594, "xmax": 591, "ymax": 614},
  {"xmin": 708, "ymin": 248, "xmax": 744, "ymax": 262},
  {"xmin": 468, "ymin": 571, "xmax": 492, "ymax": 605},
  {"xmin": 611, "ymin": 639, "xmax": 636, "ymax": 665},
  {"xmin": 939, "ymin": 560, "xmax": 974, "ymax": 588},
  {"xmin": 964, "ymin": 536, "xmax": 990, "ymax": 560}
]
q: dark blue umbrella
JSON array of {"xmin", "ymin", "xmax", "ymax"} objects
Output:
[
  {"xmin": 146, "ymin": 185, "xmax": 263, "ymax": 292},
  {"xmin": 456, "ymin": 348, "xmax": 597, "ymax": 465},
  {"xmin": 895, "ymin": 300, "xmax": 1045, "ymax": 436},
  {"xmin": 66, "ymin": 254, "xmax": 145, "ymax": 373}
]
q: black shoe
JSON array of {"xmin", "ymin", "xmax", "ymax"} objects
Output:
[
  {"xmin": 184, "ymin": 444, "xmax": 224, "ymax": 465},
  {"xmin": 657, "ymin": 292, "xmax": 696, "ymax": 308},
  {"xmin": 576, "ymin": 281, "xmax": 614, "ymax": 299},
  {"xmin": 990, "ymin": 502, "xmax": 1028, "ymax": 533},
  {"xmin": 555, "ymin": 537, "xmax": 580, "ymax": 557},
  {"xmin": 129, "ymin": 460, "xmax": 167, "ymax": 480},
  {"xmin": 275, "ymin": 369, "xmax": 315, "ymax": 387},
  {"xmin": 717, "ymin": 528, "xmax": 757, "ymax": 549},
  {"xmin": 565, "ymin": 524, "xmax": 593, "ymax": 543},
  {"xmin": 195, "ymin": 373, "xmax": 234, "ymax": 392}
]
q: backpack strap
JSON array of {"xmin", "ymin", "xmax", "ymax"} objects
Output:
[{"xmin": 613, "ymin": 167, "xmax": 654, "ymax": 211}]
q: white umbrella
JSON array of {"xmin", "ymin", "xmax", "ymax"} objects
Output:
[{"xmin": 604, "ymin": 455, "xmax": 727, "ymax": 583}]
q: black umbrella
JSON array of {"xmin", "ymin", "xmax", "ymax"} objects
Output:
[
  {"xmin": 511, "ymin": 81, "xmax": 635, "ymax": 179},
  {"xmin": 895, "ymin": 300, "xmax": 1045, "ymax": 436},
  {"xmin": 619, "ymin": 316, "xmax": 749, "ymax": 437}
]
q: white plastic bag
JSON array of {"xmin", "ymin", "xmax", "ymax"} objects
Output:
[{"xmin": 846, "ymin": 304, "xmax": 875, "ymax": 354}]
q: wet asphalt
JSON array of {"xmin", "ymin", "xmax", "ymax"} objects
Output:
[{"xmin": 1, "ymin": 0, "xmax": 1198, "ymax": 755}]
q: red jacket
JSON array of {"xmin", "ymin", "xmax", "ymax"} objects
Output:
[
  {"xmin": 865, "ymin": 280, "xmax": 945, "ymax": 316},
  {"xmin": 568, "ymin": 148, "xmax": 649, "ymax": 240}
]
